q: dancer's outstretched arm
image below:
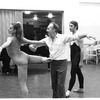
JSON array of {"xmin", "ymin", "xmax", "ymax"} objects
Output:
[
  {"xmin": 0, "ymin": 37, "xmax": 12, "ymax": 53},
  {"xmin": 86, "ymin": 35, "xmax": 96, "ymax": 40},
  {"xmin": 22, "ymin": 37, "xmax": 46, "ymax": 52},
  {"xmin": 65, "ymin": 34, "xmax": 96, "ymax": 43},
  {"xmin": 22, "ymin": 37, "xmax": 46, "ymax": 46}
]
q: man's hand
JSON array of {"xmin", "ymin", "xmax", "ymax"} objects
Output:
[
  {"xmin": 29, "ymin": 44, "xmax": 37, "ymax": 52},
  {"xmin": 42, "ymin": 57, "xmax": 52, "ymax": 63}
]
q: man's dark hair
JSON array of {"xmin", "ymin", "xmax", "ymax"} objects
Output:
[{"xmin": 70, "ymin": 21, "xmax": 78, "ymax": 30}]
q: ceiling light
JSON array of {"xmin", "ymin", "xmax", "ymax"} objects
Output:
[
  {"xmin": 24, "ymin": 11, "xmax": 31, "ymax": 14},
  {"xmin": 48, "ymin": 13, "xmax": 53, "ymax": 18},
  {"xmin": 33, "ymin": 15, "xmax": 38, "ymax": 20}
]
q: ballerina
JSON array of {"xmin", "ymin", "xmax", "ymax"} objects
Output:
[{"xmin": 0, "ymin": 22, "xmax": 52, "ymax": 98}]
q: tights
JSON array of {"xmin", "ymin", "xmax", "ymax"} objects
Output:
[{"xmin": 68, "ymin": 43, "xmax": 84, "ymax": 91}]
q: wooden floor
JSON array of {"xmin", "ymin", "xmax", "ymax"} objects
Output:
[{"xmin": 0, "ymin": 62, "xmax": 100, "ymax": 98}]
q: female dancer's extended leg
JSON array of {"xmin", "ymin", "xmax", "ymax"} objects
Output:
[
  {"xmin": 16, "ymin": 54, "xmax": 51, "ymax": 98},
  {"xmin": 28, "ymin": 55, "xmax": 51, "ymax": 63},
  {"xmin": 17, "ymin": 65, "xmax": 28, "ymax": 98}
]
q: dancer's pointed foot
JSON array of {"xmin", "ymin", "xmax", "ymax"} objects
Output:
[{"xmin": 73, "ymin": 88, "xmax": 84, "ymax": 93}]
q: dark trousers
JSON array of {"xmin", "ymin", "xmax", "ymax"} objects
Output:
[
  {"xmin": 68, "ymin": 52, "xmax": 84, "ymax": 91},
  {"xmin": 50, "ymin": 60, "xmax": 67, "ymax": 98},
  {"xmin": 0, "ymin": 48, "xmax": 11, "ymax": 73},
  {"xmin": 2, "ymin": 59, "xmax": 11, "ymax": 73}
]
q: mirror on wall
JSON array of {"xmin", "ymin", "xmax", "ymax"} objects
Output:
[{"xmin": 23, "ymin": 10, "xmax": 63, "ymax": 40}]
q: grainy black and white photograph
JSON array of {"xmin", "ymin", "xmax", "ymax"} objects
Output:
[{"xmin": 0, "ymin": 0, "xmax": 100, "ymax": 98}]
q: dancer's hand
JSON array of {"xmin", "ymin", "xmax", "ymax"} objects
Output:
[
  {"xmin": 29, "ymin": 44, "xmax": 37, "ymax": 52},
  {"xmin": 87, "ymin": 35, "xmax": 96, "ymax": 40},
  {"xmin": 42, "ymin": 57, "xmax": 52, "ymax": 63}
]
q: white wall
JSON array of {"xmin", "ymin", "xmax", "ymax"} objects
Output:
[
  {"xmin": 0, "ymin": 0, "xmax": 100, "ymax": 61},
  {"xmin": 78, "ymin": 3, "xmax": 100, "ymax": 43},
  {"xmin": 0, "ymin": 0, "xmax": 100, "ymax": 39}
]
